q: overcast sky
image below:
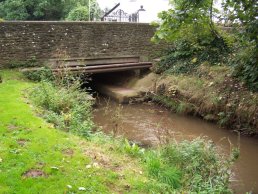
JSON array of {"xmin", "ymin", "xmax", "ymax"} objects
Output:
[{"xmin": 97, "ymin": 0, "xmax": 170, "ymax": 23}]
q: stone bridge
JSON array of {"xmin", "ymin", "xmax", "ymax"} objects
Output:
[{"xmin": 0, "ymin": 21, "xmax": 167, "ymax": 72}]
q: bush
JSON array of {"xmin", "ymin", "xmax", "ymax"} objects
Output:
[
  {"xmin": 23, "ymin": 67, "xmax": 54, "ymax": 82},
  {"xmin": 66, "ymin": 5, "xmax": 88, "ymax": 21},
  {"xmin": 30, "ymin": 80, "xmax": 94, "ymax": 137},
  {"xmin": 154, "ymin": 38, "xmax": 229, "ymax": 75},
  {"xmin": 8, "ymin": 57, "xmax": 39, "ymax": 69}
]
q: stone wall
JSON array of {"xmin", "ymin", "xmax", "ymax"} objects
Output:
[{"xmin": 0, "ymin": 21, "xmax": 167, "ymax": 67}]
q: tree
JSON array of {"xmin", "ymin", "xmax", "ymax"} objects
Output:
[
  {"xmin": 222, "ymin": 0, "xmax": 258, "ymax": 43},
  {"xmin": 0, "ymin": 0, "xmax": 29, "ymax": 20},
  {"xmin": 153, "ymin": 0, "xmax": 223, "ymax": 44},
  {"xmin": 65, "ymin": 0, "xmax": 101, "ymax": 21},
  {"xmin": 66, "ymin": 5, "xmax": 89, "ymax": 21},
  {"xmin": 0, "ymin": 0, "xmax": 64, "ymax": 20},
  {"xmin": 152, "ymin": 0, "xmax": 229, "ymax": 74},
  {"xmin": 153, "ymin": 0, "xmax": 257, "ymax": 90},
  {"xmin": 0, "ymin": 0, "xmax": 101, "ymax": 21},
  {"xmin": 89, "ymin": 0, "xmax": 101, "ymax": 21}
]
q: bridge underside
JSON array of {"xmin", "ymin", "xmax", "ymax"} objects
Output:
[{"xmin": 22, "ymin": 56, "xmax": 152, "ymax": 74}]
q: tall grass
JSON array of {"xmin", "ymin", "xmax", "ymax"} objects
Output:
[
  {"xmin": 147, "ymin": 137, "xmax": 238, "ymax": 193},
  {"xmin": 146, "ymin": 152, "xmax": 182, "ymax": 189}
]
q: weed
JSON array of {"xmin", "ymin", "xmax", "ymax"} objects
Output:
[
  {"xmin": 145, "ymin": 151, "xmax": 182, "ymax": 190},
  {"xmin": 151, "ymin": 94, "xmax": 195, "ymax": 115},
  {"xmin": 30, "ymin": 80, "xmax": 94, "ymax": 137},
  {"xmin": 8, "ymin": 56, "xmax": 40, "ymax": 69},
  {"xmin": 122, "ymin": 139, "xmax": 145, "ymax": 157},
  {"xmin": 218, "ymin": 111, "xmax": 233, "ymax": 126},
  {"xmin": 110, "ymin": 104, "xmax": 123, "ymax": 136},
  {"xmin": 23, "ymin": 67, "xmax": 54, "ymax": 82},
  {"xmin": 103, "ymin": 98, "xmax": 111, "ymax": 116},
  {"xmin": 160, "ymin": 138, "xmax": 235, "ymax": 193}
]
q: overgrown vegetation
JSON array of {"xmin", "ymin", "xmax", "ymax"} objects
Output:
[
  {"xmin": 146, "ymin": 138, "xmax": 239, "ymax": 193},
  {"xmin": 7, "ymin": 56, "xmax": 40, "ymax": 69},
  {"xmin": 153, "ymin": 0, "xmax": 257, "ymax": 91},
  {"xmin": 22, "ymin": 67, "xmax": 54, "ymax": 82},
  {"xmin": 28, "ymin": 71, "xmax": 94, "ymax": 138}
]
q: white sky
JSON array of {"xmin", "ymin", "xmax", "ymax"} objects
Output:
[{"xmin": 97, "ymin": 0, "xmax": 170, "ymax": 23}]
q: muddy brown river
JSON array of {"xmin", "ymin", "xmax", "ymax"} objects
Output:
[{"xmin": 93, "ymin": 98, "xmax": 258, "ymax": 193}]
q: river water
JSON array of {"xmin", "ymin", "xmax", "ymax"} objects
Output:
[{"xmin": 93, "ymin": 98, "xmax": 258, "ymax": 193}]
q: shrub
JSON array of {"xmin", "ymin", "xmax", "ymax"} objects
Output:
[
  {"xmin": 8, "ymin": 57, "xmax": 39, "ymax": 69},
  {"xmin": 23, "ymin": 67, "xmax": 54, "ymax": 82},
  {"xmin": 30, "ymin": 80, "xmax": 94, "ymax": 137},
  {"xmin": 154, "ymin": 38, "xmax": 229, "ymax": 75}
]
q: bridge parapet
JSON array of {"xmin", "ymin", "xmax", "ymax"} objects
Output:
[{"xmin": 0, "ymin": 21, "xmax": 168, "ymax": 68}]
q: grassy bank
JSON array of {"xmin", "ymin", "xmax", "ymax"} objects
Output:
[
  {"xmin": 0, "ymin": 70, "xmax": 158, "ymax": 193},
  {"xmin": 150, "ymin": 64, "xmax": 258, "ymax": 135},
  {"xmin": 0, "ymin": 69, "xmax": 237, "ymax": 193}
]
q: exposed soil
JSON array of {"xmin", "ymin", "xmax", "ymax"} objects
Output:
[
  {"xmin": 84, "ymin": 147, "xmax": 121, "ymax": 171},
  {"xmin": 62, "ymin": 148, "xmax": 74, "ymax": 156},
  {"xmin": 22, "ymin": 169, "xmax": 46, "ymax": 178},
  {"xmin": 7, "ymin": 124, "xmax": 19, "ymax": 131},
  {"xmin": 17, "ymin": 139, "xmax": 28, "ymax": 146}
]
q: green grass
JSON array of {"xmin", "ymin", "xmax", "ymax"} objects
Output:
[{"xmin": 0, "ymin": 70, "xmax": 156, "ymax": 194}]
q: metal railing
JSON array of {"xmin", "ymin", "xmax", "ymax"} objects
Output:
[{"xmin": 102, "ymin": 9, "xmax": 139, "ymax": 22}]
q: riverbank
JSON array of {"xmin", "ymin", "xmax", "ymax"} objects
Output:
[
  {"xmin": 0, "ymin": 69, "xmax": 236, "ymax": 193},
  {"xmin": 0, "ymin": 70, "xmax": 155, "ymax": 193},
  {"xmin": 129, "ymin": 64, "xmax": 258, "ymax": 136}
]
